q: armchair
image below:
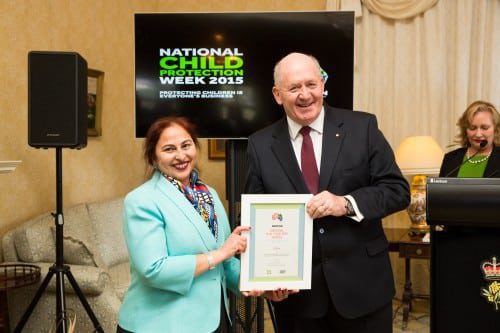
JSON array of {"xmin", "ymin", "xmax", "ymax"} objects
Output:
[{"xmin": 2, "ymin": 198, "xmax": 129, "ymax": 332}]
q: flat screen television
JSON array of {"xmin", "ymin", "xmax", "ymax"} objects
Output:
[{"xmin": 134, "ymin": 11, "xmax": 354, "ymax": 138}]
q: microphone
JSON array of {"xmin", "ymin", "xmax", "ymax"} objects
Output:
[{"xmin": 444, "ymin": 140, "xmax": 488, "ymax": 177}]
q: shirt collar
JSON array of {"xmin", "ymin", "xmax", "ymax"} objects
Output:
[{"xmin": 287, "ymin": 107, "xmax": 325, "ymax": 141}]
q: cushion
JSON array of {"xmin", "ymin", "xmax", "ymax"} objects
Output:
[
  {"xmin": 14, "ymin": 203, "xmax": 101, "ymax": 267},
  {"xmin": 63, "ymin": 235, "xmax": 97, "ymax": 266},
  {"xmin": 108, "ymin": 262, "xmax": 131, "ymax": 301},
  {"xmin": 50, "ymin": 228, "xmax": 104, "ymax": 267},
  {"xmin": 63, "ymin": 203, "xmax": 107, "ymax": 267},
  {"xmin": 14, "ymin": 213, "xmax": 55, "ymax": 262},
  {"xmin": 62, "ymin": 204, "xmax": 95, "ymax": 250},
  {"xmin": 87, "ymin": 198, "xmax": 128, "ymax": 268}
]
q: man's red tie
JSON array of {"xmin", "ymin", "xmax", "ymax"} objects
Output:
[{"xmin": 300, "ymin": 126, "xmax": 319, "ymax": 194}]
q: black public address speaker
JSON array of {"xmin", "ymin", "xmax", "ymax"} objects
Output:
[{"xmin": 28, "ymin": 51, "xmax": 88, "ymax": 149}]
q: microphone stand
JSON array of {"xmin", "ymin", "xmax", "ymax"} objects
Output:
[
  {"xmin": 14, "ymin": 148, "xmax": 103, "ymax": 333},
  {"xmin": 444, "ymin": 140, "xmax": 488, "ymax": 177}
]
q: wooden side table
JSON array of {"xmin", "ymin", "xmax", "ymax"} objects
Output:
[
  {"xmin": 385, "ymin": 227, "xmax": 407, "ymax": 252},
  {"xmin": 398, "ymin": 233, "xmax": 430, "ymax": 330},
  {"xmin": 0, "ymin": 264, "xmax": 41, "ymax": 333}
]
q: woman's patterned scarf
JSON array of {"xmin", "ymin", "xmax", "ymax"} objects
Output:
[{"xmin": 164, "ymin": 170, "xmax": 218, "ymax": 241}]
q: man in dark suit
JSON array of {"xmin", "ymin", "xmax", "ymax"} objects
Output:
[{"xmin": 244, "ymin": 52, "xmax": 410, "ymax": 332}]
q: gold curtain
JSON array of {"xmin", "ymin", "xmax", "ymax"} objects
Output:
[
  {"xmin": 362, "ymin": 0, "xmax": 438, "ymax": 19},
  {"xmin": 325, "ymin": 0, "xmax": 500, "ymax": 297},
  {"xmin": 326, "ymin": 0, "xmax": 437, "ymax": 19}
]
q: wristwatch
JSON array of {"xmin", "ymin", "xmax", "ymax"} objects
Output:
[{"xmin": 344, "ymin": 197, "xmax": 355, "ymax": 217}]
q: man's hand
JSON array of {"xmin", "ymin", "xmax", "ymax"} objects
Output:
[
  {"xmin": 306, "ymin": 191, "xmax": 348, "ymax": 219},
  {"xmin": 241, "ymin": 290, "xmax": 265, "ymax": 297},
  {"xmin": 241, "ymin": 288, "xmax": 299, "ymax": 300},
  {"xmin": 263, "ymin": 289, "xmax": 299, "ymax": 302}
]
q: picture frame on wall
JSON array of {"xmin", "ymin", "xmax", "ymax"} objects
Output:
[
  {"xmin": 87, "ymin": 68, "xmax": 104, "ymax": 137},
  {"xmin": 208, "ymin": 139, "xmax": 225, "ymax": 160}
]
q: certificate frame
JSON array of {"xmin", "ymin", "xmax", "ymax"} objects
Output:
[{"xmin": 240, "ymin": 194, "xmax": 313, "ymax": 291}]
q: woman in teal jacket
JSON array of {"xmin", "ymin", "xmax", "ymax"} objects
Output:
[{"xmin": 117, "ymin": 117, "xmax": 252, "ymax": 333}]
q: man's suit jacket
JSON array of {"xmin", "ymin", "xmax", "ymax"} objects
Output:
[
  {"xmin": 118, "ymin": 171, "xmax": 240, "ymax": 333},
  {"xmin": 245, "ymin": 105, "xmax": 410, "ymax": 319},
  {"xmin": 439, "ymin": 146, "xmax": 500, "ymax": 177}
]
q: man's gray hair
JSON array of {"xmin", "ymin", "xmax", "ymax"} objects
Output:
[{"xmin": 273, "ymin": 52, "xmax": 323, "ymax": 87}]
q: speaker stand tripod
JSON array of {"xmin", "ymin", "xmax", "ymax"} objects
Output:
[{"xmin": 14, "ymin": 148, "xmax": 103, "ymax": 333}]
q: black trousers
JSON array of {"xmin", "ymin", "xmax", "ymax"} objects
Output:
[
  {"xmin": 274, "ymin": 300, "xmax": 392, "ymax": 333},
  {"xmin": 216, "ymin": 293, "xmax": 231, "ymax": 333}
]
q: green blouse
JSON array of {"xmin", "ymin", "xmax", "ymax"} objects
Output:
[{"xmin": 457, "ymin": 154, "xmax": 490, "ymax": 178}]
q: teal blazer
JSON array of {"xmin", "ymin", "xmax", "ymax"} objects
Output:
[{"xmin": 118, "ymin": 171, "xmax": 240, "ymax": 333}]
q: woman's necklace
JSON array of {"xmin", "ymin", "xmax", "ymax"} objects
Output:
[{"xmin": 466, "ymin": 150, "xmax": 491, "ymax": 164}]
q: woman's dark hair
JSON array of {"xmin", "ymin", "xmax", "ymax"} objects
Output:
[{"xmin": 143, "ymin": 117, "xmax": 199, "ymax": 176}]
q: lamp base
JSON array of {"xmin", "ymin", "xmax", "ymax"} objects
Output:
[
  {"xmin": 408, "ymin": 224, "xmax": 429, "ymax": 237},
  {"xmin": 407, "ymin": 175, "xmax": 430, "ymax": 236}
]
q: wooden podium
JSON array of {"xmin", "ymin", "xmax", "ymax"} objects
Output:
[{"xmin": 427, "ymin": 177, "xmax": 500, "ymax": 332}]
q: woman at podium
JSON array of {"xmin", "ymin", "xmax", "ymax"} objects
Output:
[{"xmin": 439, "ymin": 100, "xmax": 500, "ymax": 178}]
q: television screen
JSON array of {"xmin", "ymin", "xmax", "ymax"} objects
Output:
[{"xmin": 134, "ymin": 11, "xmax": 354, "ymax": 138}]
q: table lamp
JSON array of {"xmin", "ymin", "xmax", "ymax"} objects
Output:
[{"xmin": 395, "ymin": 136, "xmax": 444, "ymax": 235}]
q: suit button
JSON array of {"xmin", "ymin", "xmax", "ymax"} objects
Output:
[{"xmin": 319, "ymin": 228, "xmax": 325, "ymax": 234}]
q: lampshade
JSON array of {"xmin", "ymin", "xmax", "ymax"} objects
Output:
[{"xmin": 395, "ymin": 136, "xmax": 444, "ymax": 175}]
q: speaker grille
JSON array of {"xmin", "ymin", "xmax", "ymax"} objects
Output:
[{"xmin": 28, "ymin": 51, "xmax": 87, "ymax": 148}]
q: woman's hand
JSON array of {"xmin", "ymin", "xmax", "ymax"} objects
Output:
[
  {"xmin": 195, "ymin": 226, "xmax": 251, "ymax": 276},
  {"xmin": 217, "ymin": 225, "xmax": 251, "ymax": 261}
]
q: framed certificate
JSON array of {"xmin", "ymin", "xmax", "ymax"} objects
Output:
[{"xmin": 239, "ymin": 194, "xmax": 313, "ymax": 291}]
